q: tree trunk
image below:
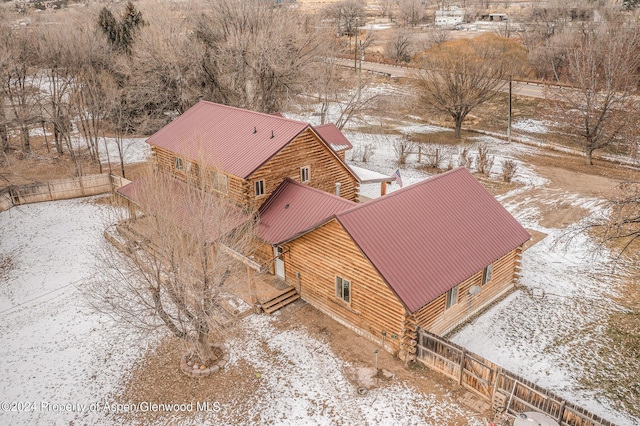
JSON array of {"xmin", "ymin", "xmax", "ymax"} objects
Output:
[
  {"xmin": 586, "ymin": 147, "xmax": 594, "ymax": 166},
  {"xmin": 21, "ymin": 126, "xmax": 30, "ymax": 153},
  {"xmin": 454, "ymin": 117, "xmax": 463, "ymax": 140},
  {"xmin": 0, "ymin": 124, "xmax": 7, "ymax": 152},
  {"xmin": 0, "ymin": 99, "xmax": 7, "ymax": 152}
]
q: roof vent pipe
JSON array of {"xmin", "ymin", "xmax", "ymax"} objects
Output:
[
  {"xmin": 253, "ymin": 126, "xmax": 257, "ymax": 134},
  {"xmin": 335, "ymin": 182, "xmax": 341, "ymax": 197},
  {"xmin": 271, "ymin": 130, "xmax": 274, "ymax": 139}
]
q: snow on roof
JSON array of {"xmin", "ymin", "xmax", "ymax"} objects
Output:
[
  {"xmin": 313, "ymin": 123, "xmax": 353, "ymax": 152},
  {"xmin": 348, "ymin": 164, "xmax": 394, "ymax": 184}
]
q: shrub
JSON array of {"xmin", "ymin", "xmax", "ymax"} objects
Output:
[{"xmin": 501, "ymin": 159, "xmax": 518, "ymax": 182}]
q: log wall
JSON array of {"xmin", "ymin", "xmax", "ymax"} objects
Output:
[
  {"xmin": 152, "ymin": 145, "xmax": 247, "ymax": 207},
  {"xmin": 413, "ymin": 247, "xmax": 522, "ymax": 336},
  {"xmin": 248, "ymin": 128, "xmax": 359, "ymax": 208},
  {"xmin": 283, "ymin": 219, "xmax": 406, "ymax": 354},
  {"xmin": 151, "ymin": 128, "xmax": 358, "ymax": 210}
]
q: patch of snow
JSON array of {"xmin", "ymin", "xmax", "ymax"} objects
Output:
[
  {"xmin": 512, "ymin": 119, "xmax": 549, "ymax": 134},
  {"xmin": 0, "ymin": 198, "xmax": 157, "ymax": 425},
  {"xmin": 28, "ymin": 127, "xmax": 52, "ymax": 138},
  {"xmin": 363, "ymin": 23, "xmax": 392, "ymax": 30},
  {"xmin": 100, "ymin": 137, "xmax": 150, "ymax": 165},
  {"xmin": 451, "ymin": 199, "xmax": 639, "ymax": 426},
  {"xmin": 209, "ymin": 315, "xmax": 483, "ymax": 425}
]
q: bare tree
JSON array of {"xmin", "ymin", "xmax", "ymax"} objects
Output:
[
  {"xmin": 386, "ymin": 30, "xmax": 413, "ymax": 63},
  {"xmin": 195, "ymin": 0, "xmax": 328, "ymax": 114},
  {"xmin": 393, "ymin": 136, "xmax": 415, "ymax": 165},
  {"xmin": 72, "ymin": 68, "xmax": 115, "ymax": 174},
  {"xmin": 546, "ymin": 22, "xmax": 640, "ymax": 165},
  {"xmin": 414, "ymin": 34, "xmax": 527, "ymax": 139},
  {"xmin": 324, "ymin": 0, "xmax": 365, "ymax": 36},
  {"xmin": 398, "ymin": 0, "xmax": 425, "ymax": 27},
  {"xmin": 0, "ymin": 28, "xmax": 38, "ymax": 154},
  {"xmin": 88, "ymin": 169, "xmax": 256, "ymax": 365}
]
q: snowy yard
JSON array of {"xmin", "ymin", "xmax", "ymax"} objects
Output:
[
  {"xmin": 0, "ymin": 198, "xmax": 484, "ymax": 425},
  {"xmin": 0, "ymin": 199, "xmax": 154, "ymax": 425},
  {"xmin": 291, "ymin": 93, "xmax": 639, "ymax": 425}
]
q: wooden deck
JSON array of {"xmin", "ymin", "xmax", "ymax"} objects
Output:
[{"xmin": 220, "ymin": 271, "xmax": 298, "ymax": 314}]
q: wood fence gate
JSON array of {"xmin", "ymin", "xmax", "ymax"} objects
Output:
[{"xmin": 416, "ymin": 328, "xmax": 616, "ymax": 426}]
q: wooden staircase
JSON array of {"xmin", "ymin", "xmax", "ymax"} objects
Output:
[{"xmin": 260, "ymin": 286, "xmax": 300, "ymax": 314}]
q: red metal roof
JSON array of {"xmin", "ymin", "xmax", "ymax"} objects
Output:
[
  {"xmin": 313, "ymin": 123, "xmax": 353, "ymax": 152},
  {"xmin": 257, "ymin": 178, "xmax": 356, "ymax": 245},
  {"xmin": 146, "ymin": 101, "xmax": 310, "ymax": 179},
  {"xmin": 335, "ymin": 167, "xmax": 531, "ymax": 313},
  {"xmin": 118, "ymin": 178, "xmax": 248, "ymax": 244}
]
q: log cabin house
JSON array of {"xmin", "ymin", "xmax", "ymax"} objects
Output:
[
  {"xmin": 117, "ymin": 101, "xmax": 529, "ymax": 361},
  {"xmin": 144, "ymin": 100, "xmax": 360, "ymax": 209},
  {"xmin": 254, "ymin": 168, "xmax": 530, "ymax": 359}
]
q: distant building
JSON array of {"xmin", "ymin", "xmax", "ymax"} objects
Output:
[
  {"xmin": 480, "ymin": 13, "xmax": 508, "ymax": 22},
  {"xmin": 435, "ymin": 6, "xmax": 465, "ymax": 27}
]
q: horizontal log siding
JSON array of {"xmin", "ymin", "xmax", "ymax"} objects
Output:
[
  {"xmin": 284, "ymin": 219, "xmax": 406, "ymax": 353},
  {"xmin": 249, "ymin": 129, "xmax": 359, "ymax": 209},
  {"xmin": 413, "ymin": 247, "xmax": 522, "ymax": 336},
  {"xmin": 152, "ymin": 145, "xmax": 247, "ymax": 207}
]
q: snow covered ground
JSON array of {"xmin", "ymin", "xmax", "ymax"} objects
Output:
[
  {"xmin": 290, "ymin": 91, "xmax": 638, "ymax": 424},
  {"xmin": 452, "ymin": 180, "xmax": 638, "ymax": 425},
  {"xmin": 182, "ymin": 315, "xmax": 484, "ymax": 426},
  {"xmin": 0, "ymin": 198, "xmax": 484, "ymax": 426},
  {"xmin": 0, "ymin": 198, "xmax": 157, "ymax": 425}
]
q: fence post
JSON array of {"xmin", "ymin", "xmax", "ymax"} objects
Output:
[
  {"xmin": 557, "ymin": 400, "xmax": 565, "ymax": 424},
  {"xmin": 491, "ymin": 366, "xmax": 501, "ymax": 404},
  {"xmin": 47, "ymin": 181, "xmax": 53, "ymax": 202},
  {"xmin": 458, "ymin": 349, "xmax": 466, "ymax": 386}
]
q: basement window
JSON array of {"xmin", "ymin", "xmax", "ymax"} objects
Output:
[
  {"xmin": 336, "ymin": 276, "xmax": 350, "ymax": 304},
  {"xmin": 482, "ymin": 263, "xmax": 493, "ymax": 286},
  {"xmin": 174, "ymin": 157, "xmax": 184, "ymax": 171},
  {"xmin": 445, "ymin": 285, "xmax": 458, "ymax": 310},
  {"xmin": 300, "ymin": 166, "xmax": 310, "ymax": 183},
  {"xmin": 255, "ymin": 179, "xmax": 265, "ymax": 197}
]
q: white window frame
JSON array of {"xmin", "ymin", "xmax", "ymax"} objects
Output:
[
  {"xmin": 174, "ymin": 157, "xmax": 184, "ymax": 171},
  {"xmin": 445, "ymin": 284, "xmax": 459, "ymax": 310},
  {"xmin": 209, "ymin": 170, "xmax": 228, "ymax": 194},
  {"xmin": 335, "ymin": 276, "xmax": 351, "ymax": 304},
  {"xmin": 255, "ymin": 179, "xmax": 265, "ymax": 197},
  {"xmin": 300, "ymin": 166, "xmax": 310, "ymax": 183},
  {"xmin": 482, "ymin": 263, "xmax": 493, "ymax": 286}
]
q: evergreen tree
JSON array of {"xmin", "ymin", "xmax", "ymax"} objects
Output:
[{"xmin": 98, "ymin": 1, "xmax": 144, "ymax": 55}]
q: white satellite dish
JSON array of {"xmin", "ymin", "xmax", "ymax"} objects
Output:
[{"xmin": 468, "ymin": 285, "xmax": 481, "ymax": 296}]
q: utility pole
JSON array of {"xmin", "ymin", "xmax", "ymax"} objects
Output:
[
  {"xmin": 354, "ymin": 18, "xmax": 358, "ymax": 72},
  {"xmin": 507, "ymin": 75, "xmax": 512, "ymax": 143}
]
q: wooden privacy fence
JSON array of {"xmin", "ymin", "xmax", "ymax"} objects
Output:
[
  {"xmin": 416, "ymin": 329, "xmax": 616, "ymax": 426},
  {"xmin": 0, "ymin": 174, "xmax": 131, "ymax": 213}
]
